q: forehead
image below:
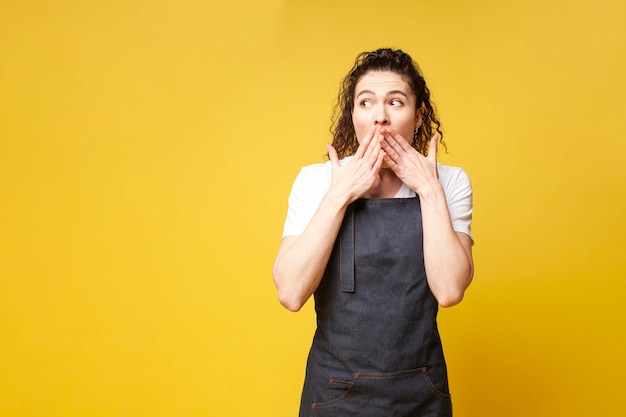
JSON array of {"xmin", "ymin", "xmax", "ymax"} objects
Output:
[{"xmin": 355, "ymin": 71, "xmax": 412, "ymax": 95}]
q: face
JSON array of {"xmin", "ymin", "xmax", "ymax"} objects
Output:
[{"xmin": 352, "ymin": 71, "xmax": 422, "ymax": 144}]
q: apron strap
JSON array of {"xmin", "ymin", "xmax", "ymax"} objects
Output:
[{"xmin": 340, "ymin": 205, "xmax": 355, "ymax": 293}]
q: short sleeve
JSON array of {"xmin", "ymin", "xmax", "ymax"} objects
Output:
[
  {"xmin": 439, "ymin": 165, "xmax": 473, "ymax": 242},
  {"xmin": 281, "ymin": 162, "xmax": 331, "ymax": 238},
  {"xmin": 281, "ymin": 161, "xmax": 473, "ymax": 241}
]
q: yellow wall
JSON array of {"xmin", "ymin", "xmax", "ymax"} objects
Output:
[{"xmin": 1, "ymin": 0, "xmax": 624, "ymax": 416}]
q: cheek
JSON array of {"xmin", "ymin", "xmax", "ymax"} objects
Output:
[
  {"xmin": 399, "ymin": 116, "xmax": 418, "ymax": 140},
  {"xmin": 352, "ymin": 113, "xmax": 370, "ymax": 142}
]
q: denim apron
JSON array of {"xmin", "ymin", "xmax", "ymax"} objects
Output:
[{"xmin": 299, "ymin": 197, "xmax": 452, "ymax": 417}]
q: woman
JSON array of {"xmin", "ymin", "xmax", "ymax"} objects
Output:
[{"xmin": 273, "ymin": 48, "xmax": 474, "ymax": 417}]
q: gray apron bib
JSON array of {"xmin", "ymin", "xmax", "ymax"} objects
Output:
[{"xmin": 299, "ymin": 197, "xmax": 452, "ymax": 417}]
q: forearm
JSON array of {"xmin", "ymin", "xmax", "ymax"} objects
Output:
[
  {"xmin": 419, "ymin": 181, "xmax": 474, "ymax": 307},
  {"xmin": 273, "ymin": 191, "xmax": 350, "ymax": 311}
]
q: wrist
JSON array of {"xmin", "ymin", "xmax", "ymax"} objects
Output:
[
  {"xmin": 323, "ymin": 187, "xmax": 352, "ymax": 211},
  {"xmin": 416, "ymin": 179, "xmax": 444, "ymax": 202}
]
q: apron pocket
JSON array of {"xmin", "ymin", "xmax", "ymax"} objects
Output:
[
  {"xmin": 311, "ymin": 368, "xmax": 451, "ymax": 417},
  {"xmin": 327, "ymin": 377, "xmax": 353, "ymax": 403},
  {"xmin": 420, "ymin": 367, "xmax": 451, "ymax": 399},
  {"xmin": 310, "ymin": 373, "xmax": 358, "ymax": 414}
]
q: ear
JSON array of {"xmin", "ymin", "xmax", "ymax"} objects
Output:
[{"xmin": 415, "ymin": 108, "xmax": 424, "ymax": 130}]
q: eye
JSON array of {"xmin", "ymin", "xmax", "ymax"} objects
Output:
[
  {"xmin": 359, "ymin": 99, "xmax": 372, "ymax": 108},
  {"xmin": 390, "ymin": 99, "xmax": 403, "ymax": 107}
]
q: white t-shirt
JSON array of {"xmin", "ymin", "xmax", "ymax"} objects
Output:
[{"xmin": 282, "ymin": 157, "xmax": 473, "ymax": 240}]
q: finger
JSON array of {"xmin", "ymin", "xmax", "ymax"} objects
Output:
[
  {"xmin": 367, "ymin": 133, "xmax": 385, "ymax": 167},
  {"xmin": 372, "ymin": 148, "xmax": 386, "ymax": 172},
  {"xmin": 380, "ymin": 131, "xmax": 409, "ymax": 164},
  {"xmin": 383, "ymin": 128, "xmax": 412, "ymax": 152},
  {"xmin": 361, "ymin": 128, "xmax": 382, "ymax": 165},
  {"xmin": 354, "ymin": 126, "xmax": 377, "ymax": 159},
  {"xmin": 380, "ymin": 136, "xmax": 400, "ymax": 163},
  {"xmin": 382, "ymin": 151, "xmax": 398, "ymax": 170}
]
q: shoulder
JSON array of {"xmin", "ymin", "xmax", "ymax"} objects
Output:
[
  {"xmin": 292, "ymin": 156, "xmax": 353, "ymax": 191},
  {"xmin": 298, "ymin": 160, "xmax": 332, "ymax": 178},
  {"xmin": 292, "ymin": 161, "xmax": 332, "ymax": 193},
  {"xmin": 438, "ymin": 163, "xmax": 470, "ymax": 184},
  {"xmin": 438, "ymin": 163, "xmax": 472, "ymax": 198},
  {"xmin": 282, "ymin": 160, "xmax": 335, "ymax": 238}
]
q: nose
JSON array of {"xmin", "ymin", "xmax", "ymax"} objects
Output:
[{"xmin": 373, "ymin": 105, "xmax": 389, "ymax": 126}]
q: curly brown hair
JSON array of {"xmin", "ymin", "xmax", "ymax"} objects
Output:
[{"xmin": 330, "ymin": 48, "xmax": 445, "ymax": 159}]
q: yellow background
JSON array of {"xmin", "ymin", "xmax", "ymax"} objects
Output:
[{"xmin": 1, "ymin": 0, "xmax": 625, "ymax": 416}]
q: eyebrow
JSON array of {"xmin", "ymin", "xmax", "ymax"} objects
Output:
[{"xmin": 356, "ymin": 89, "xmax": 409, "ymax": 99}]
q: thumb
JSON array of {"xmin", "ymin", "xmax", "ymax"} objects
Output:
[
  {"xmin": 327, "ymin": 144, "xmax": 340, "ymax": 166},
  {"xmin": 428, "ymin": 134, "xmax": 438, "ymax": 160}
]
